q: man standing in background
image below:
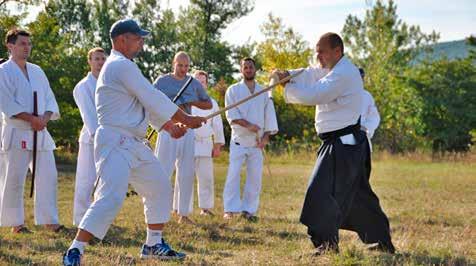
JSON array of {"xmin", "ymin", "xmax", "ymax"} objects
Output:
[
  {"xmin": 0, "ymin": 29, "xmax": 62, "ymax": 233},
  {"xmin": 154, "ymin": 52, "xmax": 212, "ymax": 224},
  {"xmin": 190, "ymin": 70, "xmax": 225, "ymax": 216},
  {"xmin": 72, "ymin": 47, "xmax": 106, "ymax": 226},
  {"xmin": 223, "ymin": 57, "xmax": 278, "ymax": 221},
  {"xmin": 358, "ymin": 68, "xmax": 380, "ymax": 150}
]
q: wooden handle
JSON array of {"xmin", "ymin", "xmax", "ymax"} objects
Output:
[{"xmin": 204, "ymin": 69, "xmax": 304, "ymax": 120}]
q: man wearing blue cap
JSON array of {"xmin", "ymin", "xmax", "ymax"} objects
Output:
[{"xmin": 62, "ymin": 18, "xmax": 206, "ymax": 265}]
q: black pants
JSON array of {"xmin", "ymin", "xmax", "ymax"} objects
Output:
[{"xmin": 300, "ymin": 124, "xmax": 394, "ymax": 250}]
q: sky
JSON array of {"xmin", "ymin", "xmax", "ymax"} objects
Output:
[
  {"xmin": 164, "ymin": 0, "xmax": 476, "ymax": 46},
  {"xmin": 7, "ymin": 0, "xmax": 476, "ymax": 47}
]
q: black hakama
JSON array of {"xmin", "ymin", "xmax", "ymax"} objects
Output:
[{"xmin": 300, "ymin": 121, "xmax": 394, "ymax": 252}]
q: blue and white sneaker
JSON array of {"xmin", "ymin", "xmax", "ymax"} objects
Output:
[
  {"xmin": 62, "ymin": 248, "xmax": 81, "ymax": 266},
  {"xmin": 140, "ymin": 238, "xmax": 186, "ymax": 260}
]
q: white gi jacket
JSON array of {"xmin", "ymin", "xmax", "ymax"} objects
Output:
[
  {"xmin": 225, "ymin": 80, "xmax": 278, "ymax": 147},
  {"xmin": 192, "ymin": 98, "xmax": 225, "ymax": 157},
  {"xmin": 361, "ymin": 90, "xmax": 380, "ymax": 139},
  {"xmin": 0, "ymin": 59, "xmax": 60, "ymax": 151},
  {"xmin": 285, "ymin": 56, "xmax": 363, "ymax": 134},
  {"xmin": 73, "ymin": 72, "xmax": 98, "ymax": 144},
  {"xmin": 94, "ymin": 50, "xmax": 178, "ymax": 176}
]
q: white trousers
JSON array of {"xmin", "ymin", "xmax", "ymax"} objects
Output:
[
  {"xmin": 223, "ymin": 142, "xmax": 263, "ymax": 215},
  {"xmin": 155, "ymin": 130, "xmax": 195, "ymax": 216},
  {"xmin": 73, "ymin": 143, "xmax": 96, "ymax": 226},
  {"xmin": 191, "ymin": 156, "xmax": 214, "ymax": 210},
  {"xmin": 78, "ymin": 150, "xmax": 171, "ymax": 239},
  {"xmin": 0, "ymin": 149, "xmax": 58, "ymax": 226}
]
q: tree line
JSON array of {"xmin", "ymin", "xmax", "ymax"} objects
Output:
[{"xmin": 1, "ymin": 0, "xmax": 475, "ymax": 153}]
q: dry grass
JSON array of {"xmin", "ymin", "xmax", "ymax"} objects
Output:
[{"xmin": 0, "ymin": 152, "xmax": 475, "ymax": 265}]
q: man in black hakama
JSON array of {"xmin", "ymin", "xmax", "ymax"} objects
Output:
[{"xmin": 273, "ymin": 32, "xmax": 395, "ymax": 255}]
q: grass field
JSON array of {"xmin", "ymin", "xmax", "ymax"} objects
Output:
[{"xmin": 0, "ymin": 152, "xmax": 475, "ymax": 265}]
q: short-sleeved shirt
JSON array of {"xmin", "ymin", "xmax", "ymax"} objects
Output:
[{"xmin": 153, "ymin": 74, "xmax": 210, "ymax": 114}]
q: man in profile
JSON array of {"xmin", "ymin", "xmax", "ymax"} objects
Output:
[{"xmin": 273, "ymin": 33, "xmax": 395, "ymax": 255}]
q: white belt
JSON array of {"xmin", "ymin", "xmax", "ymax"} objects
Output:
[
  {"xmin": 2, "ymin": 118, "xmax": 32, "ymax": 130},
  {"xmin": 195, "ymin": 135, "xmax": 212, "ymax": 141},
  {"xmin": 101, "ymin": 125, "xmax": 145, "ymax": 141}
]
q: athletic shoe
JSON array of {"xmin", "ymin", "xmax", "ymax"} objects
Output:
[
  {"xmin": 62, "ymin": 248, "xmax": 81, "ymax": 266},
  {"xmin": 140, "ymin": 238, "xmax": 186, "ymax": 260}
]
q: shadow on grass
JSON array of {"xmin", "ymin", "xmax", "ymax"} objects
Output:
[
  {"xmin": 198, "ymin": 221, "xmax": 257, "ymax": 235},
  {"xmin": 0, "ymin": 238, "xmax": 65, "ymax": 265},
  {"xmin": 326, "ymin": 246, "xmax": 473, "ymax": 266},
  {"xmin": 179, "ymin": 242, "xmax": 234, "ymax": 258},
  {"xmin": 387, "ymin": 251, "xmax": 472, "ymax": 266},
  {"xmin": 193, "ymin": 222, "xmax": 264, "ymax": 247},
  {"xmin": 265, "ymin": 229, "xmax": 307, "ymax": 241},
  {"xmin": 0, "ymin": 249, "xmax": 34, "ymax": 265},
  {"xmin": 261, "ymin": 216, "xmax": 300, "ymax": 224},
  {"xmin": 101, "ymin": 225, "xmax": 143, "ymax": 248}
]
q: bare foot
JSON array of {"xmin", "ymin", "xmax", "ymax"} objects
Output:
[
  {"xmin": 44, "ymin": 224, "xmax": 66, "ymax": 232},
  {"xmin": 178, "ymin": 216, "xmax": 195, "ymax": 225},
  {"xmin": 223, "ymin": 212, "xmax": 234, "ymax": 220},
  {"xmin": 12, "ymin": 225, "xmax": 32, "ymax": 234},
  {"xmin": 200, "ymin": 209, "xmax": 215, "ymax": 216}
]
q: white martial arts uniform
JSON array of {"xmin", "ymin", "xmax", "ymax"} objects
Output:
[
  {"xmin": 190, "ymin": 98, "xmax": 225, "ymax": 210},
  {"xmin": 77, "ymin": 50, "xmax": 178, "ymax": 239},
  {"xmin": 284, "ymin": 59, "xmax": 362, "ymax": 134},
  {"xmin": 153, "ymin": 75, "xmax": 210, "ymax": 216},
  {"xmin": 223, "ymin": 81, "xmax": 278, "ymax": 215},
  {"xmin": 72, "ymin": 72, "xmax": 99, "ymax": 225},
  {"xmin": 0, "ymin": 59, "xmax": 60, "ymax": 226},
  {"xmin": 361, "ymin": 90, "xmax": 380, "ymax": 150}
]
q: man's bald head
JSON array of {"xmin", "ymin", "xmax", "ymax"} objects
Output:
[
  {"xmin": 173, "ymin": 51, "xmax": 190, "ymax": 65},
  {"xmin": 172, "ymin": 51, "xmax": 191, "ymax": 79},
  {"xmin": 318, "ymin": 32, "xmax": 344, "ymax": 55},
  {"xmin": 315, "ymin": 32, "xmax": 344, "ymax": 69}
]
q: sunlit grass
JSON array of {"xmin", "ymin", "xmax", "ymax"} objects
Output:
[{"xmin": 0, "ymin": 152, "xmax": 474, "ymax": 265}]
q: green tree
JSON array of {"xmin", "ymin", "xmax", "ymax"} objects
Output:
[
  {"xmin": 254, "ymin": 14, "xmax": 316, "ymax": 152},
  {"xmin": 133, "ymin": 1, "xmax": 180, "ymax": 79},
  {"xmin": 45, "ymin": 0, "xmax": 94, "ymax": 46},
  {"xmin": 407, "ymin": 54, "xmax": 476, "ymax": 152},
  {"xmin": 0, "ymin": 7, "xmax": 24, "ymax": 58},
  {"xmin": 176, "ymin": 0, "xmax": 254, "ymax": 83},
  {"xmin": 342, "ymin": 0, "xmax": 438, "ymax": 152},
  {"xmin": 27, "ymin": 11, "xmax": 86, "ymax": 150},
  {"xmin": 90, "ymin": 0, "xmax": 128, "ymax": 52},
  {"xmin": 0, "ymin": 0, "xmax": 40, "ymax": 7}
]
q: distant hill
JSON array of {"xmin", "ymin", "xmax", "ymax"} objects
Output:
[{"xmin": 415, "ymin": 39, "xmax": 475, "ymax": 63}]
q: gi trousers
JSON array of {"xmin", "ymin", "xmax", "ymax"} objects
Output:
[
  {"xmin": 223, "ymin": 142, "xmax": 264, "ymax": 215},
  {"xmin": 0, "ymin": 149, "xmax": 58, "ymax": 226},
  {"xmin": 192, "ymin": 156, "xmax": 214, "ymax": 210},
  {"xmin": 78, "ymin": 150, "xmax": 172, "ymax": 239},
  {"xmin": 300, "ymin": 123, "xmax": 394, "ymax": 251},
  {"xmin": 73, "ymin": 142, "xmax": 96, "ymax": 226},
  {"xmin": 155, "ymin": 130, "xmax": 195, "ymax": 216}
]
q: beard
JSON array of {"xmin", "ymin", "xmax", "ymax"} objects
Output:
[{"xmin": 244, "ymin": 73, "xmax": 255, "ymax": 81}]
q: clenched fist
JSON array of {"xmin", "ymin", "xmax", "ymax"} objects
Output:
[
  {"xmin": 183, "ymin": 115, "xmax": 207, "ymax": 129},
  {"xmin": 163, "ymin": 121, "xmax": 187, "ymax": 139}
]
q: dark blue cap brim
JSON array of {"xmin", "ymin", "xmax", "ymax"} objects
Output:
[{"xmin": 137, "ymin": 29, "xmax": 150, "ymax": 37}]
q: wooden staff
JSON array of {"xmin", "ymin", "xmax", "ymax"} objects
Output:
[
  {"xmin": 30, "ymin": 91, "xmax": 38, "ymax": 198},
  {"xmin": 256, "ymin": 132, "xmax": 273, "ymax": 178},
  {"xmin": 146, "ymin": 75, "xmax": 194, "ymax": 140},
  {"xmin": 204, "ymin": 69, "xmax": 304, "ymax": 120}
]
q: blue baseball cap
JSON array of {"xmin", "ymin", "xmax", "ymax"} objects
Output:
[{"xmin": 110, "ymin": 19, "xmax": 150, "ymax": 39}]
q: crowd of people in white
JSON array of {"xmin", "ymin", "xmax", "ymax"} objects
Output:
[{"xmin": 0, "ymin": 18, "xmax": 392, "ymax": 266}]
